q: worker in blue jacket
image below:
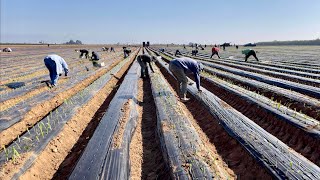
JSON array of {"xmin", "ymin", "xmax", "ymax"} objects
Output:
[
  {"xmin": 169, "ymin": 57, "xmax": 203, "ymax": 102},
  {"xmin": 44, "ymin": 54, "xmax": 69, "ymax": 87}
]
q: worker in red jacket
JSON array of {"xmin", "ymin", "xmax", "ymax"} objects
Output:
[{"xmin": 210, "ymin": 46, "xmax": 220, "ymax": 58}]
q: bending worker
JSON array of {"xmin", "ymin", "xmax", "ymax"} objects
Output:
[
  {"xmin": 191, "ymin": 49, "xmax": 198, "ymax": 56},
  {"xmin": 175, "ymin": 49, "xmax": 182, "ymax": 56},
  {"xmin": 137, "ymin": 54, "xmax": 155, "ymax": 78},
  {"xmin": 79, "ymin": 49, "xmax": 89, "ymax": 59},
  {"xmin": 44, "ymin": 54, "xmax": 69, "ymax": 87},
  {"xmin": 91, "ymin": 51, "xmax": 101, "ymax": 67},
  {"xmin": 242, "ymin": 49, "xmax": 259, "ymax": 62},
  {"xmin": 210, "ymin": 46, "xmax": 220, "ymax": 58},
  {"xmin": 169, "ymin": 57, "xmax": 203, "ymax": 102}
]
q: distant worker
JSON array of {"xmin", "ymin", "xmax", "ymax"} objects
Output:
[
  {"xmin": 2, "ymin": 48, "xmax": 12, "ymax": 52},
  {"xmin": 48, "ymin": 44, "xmax": 50, "ymax": 47},
  {"xmin": 210, "ymin": 46, "xmax": 220, "ymax": 58},
  {"xmin": 110, "ymin": 47, "xmax": 115, "ymax": 52},
  {"xmin": 222, "ymin": 44, "xmax": 226, "ymax": 51},
  {"xmin": 169, "ymin": 57, "xmax": 203, "ymax": 102},
  {"xmin": 191, "ymin": 49, "xmax": 198, "ymax": 56},
  {"xmin": 124, "ymin": 48, "xmax": 131, "ymax": 58},
  {"xmin": 137, "ymin": 54, "xmax": 156, "ymax": 78},
  {"xmin": 79, "ymin": 49, "xmax": 89, "ymax": 59},
  {"xmin": 44, "ymin": 54, "xmax": 69, "ymax": 87},
  {"xmin": 183, "ymin": 45, "xmax": 186, "ymax": 49},
  {"xmin": 242, "ymin": 49, "xmax": 259, "ymax": 62},
  {"xmin": 236, "ymin": 45, "xmax": 239, "ymax": 49},
  {"xmin": 102, "ymin": 47, "xmax": 109, "ymax": 51},
  {"xmin": 175, "ymin": 49, "xmax": 182, "ymax": 56},
  {"xmin": 90, "ymin": 51, "xmax": 105, "ymax": 67}
]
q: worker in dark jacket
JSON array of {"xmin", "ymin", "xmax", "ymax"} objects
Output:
[
  {"xmin": 91, "ymin": 51, "xmax": 101, "ymax": 67},
  {"xmin": 110, "ymin": 47, "xmax": 115, "ymax": 52},
  {"xmin": 210, "ymin": 46, "xmax": 220, "ymax": 58},
  {"xmin": 137, "ymin": 54, "xmax": 155, "ymax": 78},
  {"xmin": 169, "ymin": 57, "xmax": 203, "ymax": 102},
  {"xmin": 191, "ymin": 49, "xmax": 198, "ymax": 56},
  {"xmin": 175, "ymin": 49, "xmax": 182, "ymax": 56},
  {"xmin": 242, "ymin": 49, "xmax": 259, "ymax": 62},
  {"xmin": 79, "ymin": 49, "xmax": 89, "ymax": 59}
]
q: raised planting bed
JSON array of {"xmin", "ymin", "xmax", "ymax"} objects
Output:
[
  {"xmin": 0, "ymin": 49, "xmax": 138, "ymax": 148},
  {"xmin": 146, "ymin": 62, "xmax": 225, "ymax": 179},
  {"xmin": 69, "ymin": 60, "xmax": 141, "ymax": 179}
]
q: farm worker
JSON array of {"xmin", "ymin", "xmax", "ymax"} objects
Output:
[
  {"xmin": 191, "ymin": 49, "xmax": 198, "ymax": 56},
  {"xmin": 124, "ymin": 48, "xmax": 131, "ymax": 58},
  {"xmin": 242, "ymin": 49, "xmax": 259, "ymax": 62},
  {"xmin": 110, "ymin": 47, "xmax": 115, "ymax": 52},
  {"xmin": 137, "ymin": 54, "xmax": 156, "ymax": 78},
  {"xmin": 236, "ymin": 45, "xmax": 239, "ymax": 49},
  {"xmin": 175, "ymin": 49, "xmax": 182, "ymax": 56},
  {"xmin": 169, "ymin": 57, "xmax": 204, "ymax": 102},
  {"xmin": 44, "ymin": 54, "xmax": 69, "ymax": 87},
  {"xmin": 90, "ymin": 51, "xmax": 101, "ymax": 67},
  {"xmin": 210, "ymin": 47, "xmax": 220, "ymax": 58},
  {"xmin": 79, "ymin": 49, "xmax": 89, "ymax": 59},
  {"xmin": 2, "ymin": 48, "xmax": 12, "ymax": 52}
]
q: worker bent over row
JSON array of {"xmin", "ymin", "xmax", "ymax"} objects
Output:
[
  {"xmin": 210, "ymin": 46, "xmax": 220, "ymax": 59},
  {"xmin": 242, "ymin": 49, "xmax": 259, "ymax": 62},
  {"xmin": 175, "ymin": 50, "xmax": 182, "ymax": 56},
  {"xmin": 169, "ymin": 57, "xmax": 203, "ymax": 102},
  {"xmin": 137, "ymin": 54, "xmax": 155, "ymax": 78},
  {"xmin": 90, "ymin": 51, "xmax": 101, "ymax": 67},
  {"xmin": 79, "ymin": 49, "xmax": 89, "ymax": 59},
  {"xmin": 44, "ymin": 54, "xmax": 69, "ymax": 87},
  {"xmin": 191, "ymin": 50, "xmax": 198, "ymax": 56}
]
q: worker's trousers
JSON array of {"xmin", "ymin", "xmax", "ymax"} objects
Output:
[
  {"xmin": 169, "ymin": 62, "xmax": 188, "ymax": 97},
  {"xmin": 137, "ymin": 58, "xmax": 147, "ymax": 77},
  {"xmin": 44, "ymin": 58, "xmax": 59, "ymax": 86}
]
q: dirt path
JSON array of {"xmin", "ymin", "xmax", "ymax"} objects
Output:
[{"xmin": 129, "ymin": 78, "xmax": 170, "ymax": 179}]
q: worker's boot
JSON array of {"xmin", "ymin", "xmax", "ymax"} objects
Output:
[{"xmin": 180, "ymin": 94, "xmax": 190, "ymax": 102}]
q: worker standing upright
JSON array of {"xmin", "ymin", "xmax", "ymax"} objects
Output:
[
  {"xmin": 110, "ymin": 47, "xmax": 115, "ymax": 52},
  {"xmin": 169, "ymin": 57, "xmax": 203, "ymax": 102},
  {"xmin": 44, "ymin": 54, "xmax": 69, "ymax": 87},
  {"xmin": 210, "ymin": 46, "xmax": 220, "ymax": 58},
  {"xmin": 242, "ymin": 49, "xmax": 259, "ymax": 62}
]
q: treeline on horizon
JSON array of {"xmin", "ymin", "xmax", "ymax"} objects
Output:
[{"xmin": 256, "ymin": 39, "xmax": 320, "ymax": 46}]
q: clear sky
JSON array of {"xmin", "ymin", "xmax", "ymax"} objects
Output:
[{"xmin": 1, "ymin": 0, "xmax": 319, "ymax": 44}]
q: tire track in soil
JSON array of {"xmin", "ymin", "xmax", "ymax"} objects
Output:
[
  {"xmin": 155, "ymin": 61, "xmax": 273, "ymax": 179},
  {"xmin": 129, "ymin": 77, "xmax": 170, "ymax": 180},
  {"xmin": 199, "ymin": 77, "xmax": 320, "ymax": 166}
]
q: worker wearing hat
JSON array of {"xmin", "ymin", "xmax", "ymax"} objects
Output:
[{"xmin": 169, "ymin": 57, "xmax": 204, "ymax": 102}]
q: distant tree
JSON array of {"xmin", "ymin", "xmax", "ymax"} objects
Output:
[{"xmin": 65, "ymin": 39, "xmax": 83, "ymax": 44}]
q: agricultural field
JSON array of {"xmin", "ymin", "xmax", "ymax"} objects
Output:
[{"xmin": 0, "ymin": 45, "xmax": 319, "ymax": 179}]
